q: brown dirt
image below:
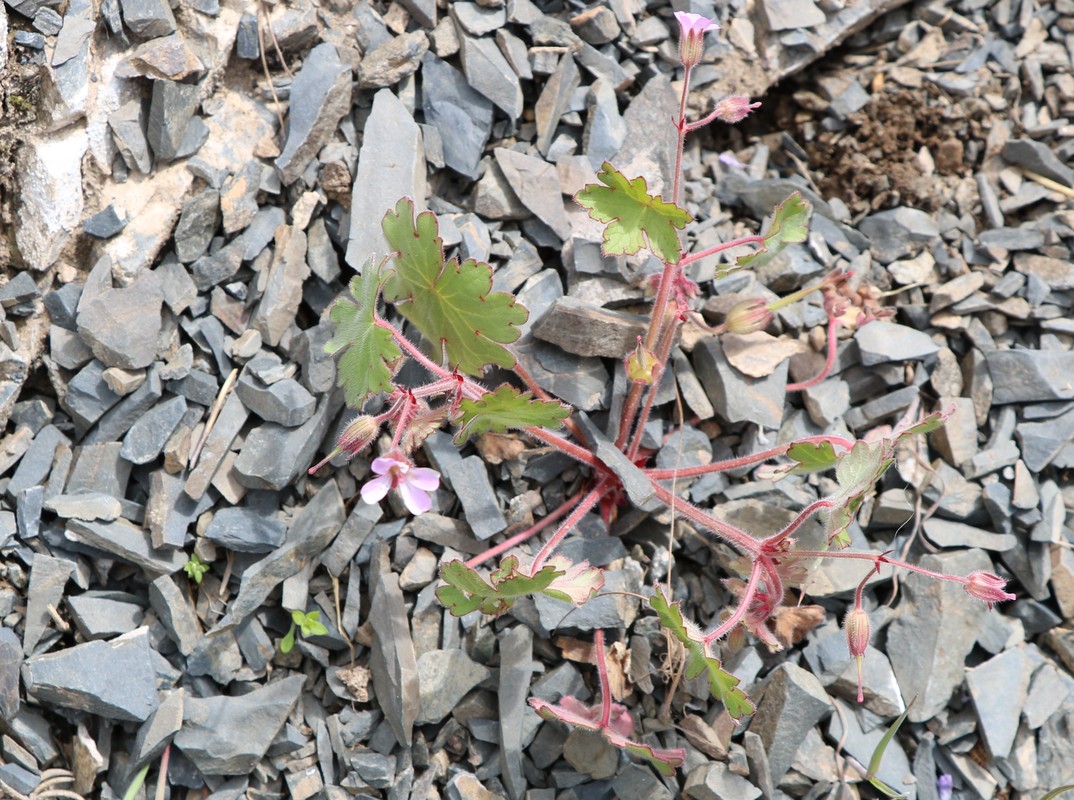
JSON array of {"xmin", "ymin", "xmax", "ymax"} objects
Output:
[{"xmin": 0, "ymin": 53, "xmax": 45, "ymax": 267}]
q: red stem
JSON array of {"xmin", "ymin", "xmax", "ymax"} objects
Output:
[
  {"xmin": 762, "ymin": 497, "xmax": 836, "ymax": 549},
  {"xmin": 678, "ymin": 235, "xmax": 766, "ymax": 269},
  {"xmin": 786, "ymin": 316, "xmax": 840, "ymax": 392},
  {"xmin": 704, "ymin": 559, "xmax": 764, "ymax": 644},
  {"xmin": 466, "ymin": 487, "xmax": 590, "ymax": 568},
  {"xmin": 645, "ymin": 435, "xmax": 854, "ymax": 480},
  {"xmin": 531, "ymin": 480, "xmax": 611, "ymax": 572},
  {"xmin": 648, "ymin": 480, "xmax": 759, "ymax": 556},
  {"xmin": 595, "ymin": 629, "xmax": 613, "ymax": 728}
]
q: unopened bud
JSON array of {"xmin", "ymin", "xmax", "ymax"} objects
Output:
[
  {"xmin": 712, "ymin": 95, "xmax": 761, "ymax": 124},
  {"xmin": 338, "ymin": 415, "xmax": 379, "ymax": 455},
  {"xmin": 725, "ymin": 299, "xmax": 773, "ymax": 334},
  {"xmin": 843, "ymin": 607, "xmax": 871, "ymax": 702},
  {"xmin": 963, "ymin": 570, "xmax": 1015, "ymax": 610}
]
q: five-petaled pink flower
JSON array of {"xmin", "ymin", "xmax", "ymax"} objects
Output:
[
  {"xmin": 674, "ymin": 11, "xmax": 719, "ymax": 67},
  {"xmin": 361, "ymin": 452, "xmax": 441, "ymax": 515},
  {"xmin": 963, "ymin": 571, "xmax": 1015, "ymax": 609}
]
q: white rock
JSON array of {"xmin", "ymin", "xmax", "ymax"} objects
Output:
[{"xmin": 16, "ymin": 127, "xmax": 88, "ymax": 271}]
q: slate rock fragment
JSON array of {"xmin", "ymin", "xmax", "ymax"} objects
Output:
[
  {"xmin": 357, "ymin": 29, "xmax": 428, "ymax": 89},
  {"xmin": 415, "ymin": 649, "xmax": 491, "ymax": 724},
  {"xmin": 858, "ymin": 207, "xmax": 940, "ymax": 263},
  {"xmin": 172, "ymin": 188, "xmax": 219, "ymax": 263},
  {"xmin": 420, "ymin": 53, "xmax": 493, "ymax": 179},
  {"xmin": 694, "ymin": 337, "xmax": 788, "ymax": 429},
  {"xmin": 458, "ymin": 32, "xmax": 523, "ymax": 119},
  {"xmin": 747, "ymin": 663, "xmax": 831, "ymax": 784},
  {"xmin": 1002, "ymin": 138, "xmax": 1074, "ymax": 187},
  {"xmin": 85, "ymin": 365, "xmax": 163, "ymax": 444},
  {"xmin": 121, "ymin": 395, "xmax": 187, "ymax": 465},
  {"xmin": 65, "ymin": 518, "xmax": 187, "ymax": 574},
  {"xmin": 61, "ymin": 360, "xmax": 123, "ymax": 434},
  {"xmin": 147, "ymin": 79, "xmax": 200, "ymax": 162},
  {"xmin": 76, "ymin": 270, "xmax": 163, "ymax": 370},
  {"xmin": 345, "ymin": 88, "xmax": 425, "ymax": 271},
  {"xmin": 987, "ymin": 350, "xmax": 1074, "ymax": 404},
  {"xmin": 118, "ymin": 0, "xmax": 176, "ymax": 38},
  {"xmin": 65, "ymin": 592, "xmax": 143, "ymax": 640},
  {"xmin": 684, "ymin": 762, "xmax": 763, "ymax": 800},
  {"xmin": 211, "ymin": 480, "xmax": 345, "ymax": 632},
  {"xmin": 174, "ymin": 675, "xmax": 305, "ymax": 775},
  {"xmin": 22, "ymin": 629, "xmax": 160, "ymax": 721},
  {"xmin": 23, "ymin": 553, "xmax": 75, "ymax": 655},
  {"xmin": 0, "ymin": 627, "xmax": 20, "ymax": 719},
  {"xmin": 234, "ymin": 393, "xmax": 340, "ymax": 491},
  {"xmin": 887, "ymin": 549, "xmax": 993, "ymax": 722},
  {"xmin": 276, "ymin": 43, "xmax": 352, "ymax": 185},
  {"xmin": 368, "ymin": 542, "xmax": 420, "ymax": 747},
  {"xmin": 149, "ymin": 575, "xmax": 200, "ymax": 655},
  {"xmin": 204, "ymin": 506, "xmax": 287, "ymax": 553},
  {"xmin": 235, "ymin": 373, "xmax": 316, "ymax": 427},
  {"xmin": 44, "ymin": 492, "xmax": 122, "ymax": 521},
  {"xmin": 855, "ymin": 321, "xmax": 939, "ymax": 366}
]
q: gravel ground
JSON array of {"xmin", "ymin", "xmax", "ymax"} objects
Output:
[{"xmin": 1, "ymin": 0, "xmax": 1074, "ymax": 799}]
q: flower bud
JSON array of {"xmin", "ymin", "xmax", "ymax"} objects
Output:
[
  {"xmin": 843, "ymin": 606, "xmax": 870, "ymax": 702},
  {"xmin": 338, "ymin": 415, "xmax": 379, "ymax": 455},
  {"xmin": 963, "ymin": 570, "xmax": 1015, "ymax": 610},
  {"xmin": 712, "ymin": 95, "xmax": 762, "ymax": 124},
  {"xmin": 725, "ymin": 299, "xmax": 774, "ymax": 335},
  {"xmin": 674, "ymin": 12, "xmax": 718, "ymax": 68}
]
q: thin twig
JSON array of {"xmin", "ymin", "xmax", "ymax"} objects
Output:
[
  {"xmin": 189, "ymin": 368, "xmax": 238, "ymax": 469},
  {"xmin": 1020, "ymin": 168, "xmax": 1074, "ymax": 198}
]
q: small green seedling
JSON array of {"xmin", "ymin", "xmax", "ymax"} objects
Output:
[
  {"xmin": 183, "ymin": 553, "xmax": 209, "ymax": 584},
  {"xmin": 279, "ymin": 610, "xmax": 329, "ymax": 654}
]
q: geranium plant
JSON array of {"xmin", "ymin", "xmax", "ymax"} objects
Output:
[{"xmin": 310, "ymin": 10, "xmax": 1014, "ymax": 776}]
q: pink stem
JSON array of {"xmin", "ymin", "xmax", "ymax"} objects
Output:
[
  {"xmin": 762, "ymin": 497, "xmax": 836, "ymax": 548},
  {"xmin": 788, "ymin": 549, "xmax": 967, "ymax": 585},
  {"xmin": 704, "ymin": 559, "xmax": 764, "ymax": 644},
  {"xmin": 595, "ymin": 629, "xmax": 613, "ymax": 728},
  {"xmin": 466, "ymin": 488, "xmax": 589, "ymax": 568},
  {"xmin": 647, "ymin": 480, "xmax": 760, "ymax": 556},
  {"xmin": 786, "ymin": 316, "xmax": 840, "ymax": 392},
  {"xmin": 645, "ymin": 435, "xmax": 855, "ymax": 480},
  {"xmin": 531, "ymin": 481, "xmax": 610, "ymax": 572},
  {"xmin": 678, "ymin": 235, "xmax": 766, "ymax": 269}
]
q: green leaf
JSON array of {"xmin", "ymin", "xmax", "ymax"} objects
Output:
[
  {"xmin": 649, "ymin": 585, "xmax": 754, "ymax": 720},
  {"xmin": 280, "ymin": 624, "xmax": 296, "ymax": 654},
  {"xmin": 453, "ymin": 385, "xmax": 571, "ymax": 445},
  {"xmin": 436, "ymin": 556, "xmax": 563, "ymax": 616},
  {"xmin": 381, "ymin": 198, "xmax": 527, "ymax": 375},
  {"xmin": 297, "ymin": 611, "xmax": 328, "ymax": 637},
  {"xmin": 575, "ymin": 162, "xmax": 692, "ymax": 264},
  {"xmin": 1042, "ymin": 786, "xmax": 1074, "ymax": 800},
  {"xmin": 326, "ymin": 261, "xmax": 402, "ymax": 405},
  {"xmin": 785, "ymin": 441, "xmax": 839, "ymax": 474},
  {"xmin": 736, "ymin": 192, "xmax": 812, "ymax": 269},
  {"xmin": 865, "ymin": 700, "xmax": 913, "ymax": 798},
  {"xmin": 123, "ymin": 764, "xmax": 151, "ymax": 800}
]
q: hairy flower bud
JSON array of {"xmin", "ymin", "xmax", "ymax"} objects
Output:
[
  {"xmin": 674, "ymin": 12, "xmax": 718, "ymax": 68},
  {"xmin": 338, "ymin": 415, "xmax": 379, "ymax": 455},
  {"xmin": 843, "ymin": 606, "xmax": 870, "ymax": 702},
  {"xmin": 712, "ymin": 95, "xmax": 762, "ymax": 124},
  {"xmin": 725, "ymin": 299, "xmax": 774, "ymax": 335},
  {"xmin": 963, "ymin": 571, "xmax": 1015, "ymax": 610}
]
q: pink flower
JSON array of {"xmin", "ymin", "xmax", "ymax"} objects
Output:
[
  {"xmin": 674, "ymin": 11, "xmax": 718, "ymax": 67},
  {"xmin": 963, "ymin": 571, "xmax": 1015, "ymax": 610},
  {"xmin": 361, "ymin": 452, "xmax": 440, "ymax": 515}
]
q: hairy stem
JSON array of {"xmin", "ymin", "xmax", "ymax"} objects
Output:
[
  {"xmin": 645, "ymin": 435, "xmax": 854, "ymax": 479},
  {"xmin": 648, "ymin": 480, "xmax": 760, "ymax": 556},
  {"xmin": 704, "ymin": 559, "xmax": 764, "ymax": 644},
  {"xmin": 763, "ymin": 497, "xmax": 836, "ymax": 548},
  {"xmin": 595, "ymin": 629, "xmax": 613, "ymax": 728},
  {"xmin": 466, "ymin": 487, "xmax": 590, "ymax": 569},
  {"xmin": 531, "ymin": 481, "xmax": 611, "ymax": 572},
  {"xmin": 786, "ymin": 315, "xmax": 840, "ymax": 392},
  {"xmin": 678, "ymin": 235, "xmax": 766, "ymax": 269}
]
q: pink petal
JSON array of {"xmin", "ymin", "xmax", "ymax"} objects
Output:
[
  {"xmin": 408, "ymin": 467, "xmax": 441, "ymax": 492},
  {"xmin": 370, "ymin": 455, "xmax": 403, "ymax": 475},
  {"xmin": 674, "ymin": 11, "xmax": 718, "ymax": 34},
  {"xmin": 361, "ymin": 474, "xmax": 392, "ymax": 504},
  {"xmin": 398, "ymin": 482, "xmax": 432, "ymax": 515}
]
